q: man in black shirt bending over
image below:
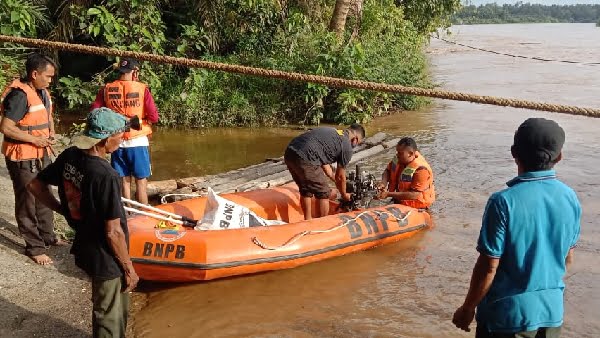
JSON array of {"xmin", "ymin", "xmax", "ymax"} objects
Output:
[{"xmin": 284, "ymin": 124, "xmax": 365, "ymax": 220}]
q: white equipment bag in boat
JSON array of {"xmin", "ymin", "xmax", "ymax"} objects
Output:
[{"xmin": 195, "ymin": 188, "xmax": 286, "ymax": 230}]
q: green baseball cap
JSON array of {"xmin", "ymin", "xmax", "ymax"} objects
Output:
[{"xmin": 71, "ymin": 107, "xmax": 128, "ymax": 149}]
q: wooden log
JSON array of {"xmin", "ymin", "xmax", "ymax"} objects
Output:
[
  {"xmin": 233, "ymin": 170, "xmax": 293, "ymax": 192},
  {"xmin": 353, "ymin": 132, "xmax": 389, "ymax": 152},
  {"xmin": 176, "ymin": 176, "xmax": 205, "ymax": 189},
  {"xmin": 364, "ymin": 132, "xmax": 388, "ymax": 146},
  {"xmin": 206, "ymin": 163, "xmax": 288, "ymax": 193},
  {"xmin": 383, "ymin": 137, "xmax": 400, "ymax": 149},
  {"xmin": 350, "ymin": 145, "xmax": 385, "ymax": 164},
  {"xmin": 188, "ymin": 160, "xmax": 281, "ymax": 190},
  {"xmin": 147, "ymin": 179, "xmax": 177, "ymax": 197},
  {"xmin": 199, "ymin": 162, "xmax": 287, "ymax": 189},
  {"xmin": 159, "ymin": 186, "xmax": 199, "ymax": 203}
]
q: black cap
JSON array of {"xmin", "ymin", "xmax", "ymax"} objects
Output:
[
  {"xmin": 117, "ymin": 58, "xmax": 140, "ymax": 73},
  {"xmin": 512, "ymin": 118, "xmax": 565, "ymax": 163}
]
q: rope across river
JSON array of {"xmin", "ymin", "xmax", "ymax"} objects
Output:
[{"xmin": 1, "ymin": 34, "xmax": 599, "ymax": 118}]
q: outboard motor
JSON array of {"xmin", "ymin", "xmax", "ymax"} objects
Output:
[{"xmin": 340, "ymin": 164, "xmax": 377, "ymax": 211}]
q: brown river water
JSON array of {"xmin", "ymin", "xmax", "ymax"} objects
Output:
[{"xmin": 132, "ymin": 24, "xmax": 600, "ymax": 337}]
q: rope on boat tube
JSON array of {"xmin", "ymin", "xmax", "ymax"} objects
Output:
[
  {"xmin": 1, "ymin": 34, "xmax": 600, "ymax": 117},
  {"xmin": 123, "ymin": 206, "xmax": 184, "ymax": 225},
  {"xmin": 160, "ymin": 193, "xmax": 204, "ymax": 204},
  {"xmin": 251, "ymin": 210, "xmax": 412, "ymax": 251}
]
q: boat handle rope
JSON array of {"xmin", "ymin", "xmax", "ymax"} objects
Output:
[
  {"xmin": 123, "ymin": 206, "xmax": 185, "ymax": 226},
  {"xmin": 251, "ymin": 210, "xmax": 412, "ymax": 251},
  {"xmin": 122, "ymin": 197, "xmax": 199, "ymax": 227},
  {"xmin": 160, "ymin": 193, "xmax": 204, "ymax": 204}
]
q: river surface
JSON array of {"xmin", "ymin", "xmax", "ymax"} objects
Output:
[{"xmin": 134, "ymin": 23, "xmax": 600, "ymax": 337}]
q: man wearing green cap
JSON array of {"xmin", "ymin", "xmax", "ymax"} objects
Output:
[
  {"xmin": 452, "ymin": 118, "xmax": 581, "ymax": 337},
  {"xmin": 27, "ymin": 107, "xmax": 139, "ymax": 337}
]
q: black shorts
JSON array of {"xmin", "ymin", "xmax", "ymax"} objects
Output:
[{"xmin": 284, "ymin": 148, "xmax": 331, "ymax": 199}]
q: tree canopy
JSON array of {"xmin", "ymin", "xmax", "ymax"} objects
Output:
[{"xmin": 1, "ymin": 0, "xmax": 461, "ymax": 127}]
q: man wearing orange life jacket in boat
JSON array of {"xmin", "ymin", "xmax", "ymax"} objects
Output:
[
  {"xmin": 0, "ymin": 53, "xmax": 66, "ymax": 265},
  {"xmin": 375, "ymin": 137, "xmax": 435, "ymax": 209},
  {"xmin": 284, "ymin": 124, "xmax": 366, "ymax": 220},
  {"xmin": 91, "ymin": 58, "xmax": 159, "ymax": 205}
]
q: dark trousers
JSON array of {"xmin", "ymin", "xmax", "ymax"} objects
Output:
[
  {"xmin": 5, "ymin": 156, "xmax": 55, "ymax": 256},
  {"xmin": 476, "ymin": 325, "xmax": 562, "ymax": 338},
  {"xmin": 92, "ymin": 277, "xmax": 130, "ymax": 338}
]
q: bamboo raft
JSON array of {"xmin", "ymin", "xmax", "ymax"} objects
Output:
[{"xmin": 147, "ymin": 132, "xmax": 398, "ymax": 203}]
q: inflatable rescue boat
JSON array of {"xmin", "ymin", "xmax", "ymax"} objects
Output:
[{"xmin": 127, "ymin": 183, "xmax": 432, "ymax": 282}]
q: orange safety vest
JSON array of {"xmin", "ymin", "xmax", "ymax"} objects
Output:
[
  {"xmin": 103, "ymin": 80, "xmax": 152, "ymax": 140},
  {"xmin": 0, "ymin": 79, "xmax": 52, "ymax": 161},
  {"xmin": 387, "ymin": 151, "xmax": 435, "ymax": 209}
]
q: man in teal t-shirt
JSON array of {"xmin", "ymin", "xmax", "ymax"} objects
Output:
[{"xmin": 452, "ymin": 118, "xmax": 581, "ymax": 338}]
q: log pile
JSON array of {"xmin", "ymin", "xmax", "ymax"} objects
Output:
[{"xmin": 148, "ymin": 132, "xmax": 399, "ymax": 203}]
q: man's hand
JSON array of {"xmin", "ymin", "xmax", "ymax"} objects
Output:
[
  {"xmin": 342, "ymin": 192, "xmax": 352, "ymax": 201},
  {"xmin": 31, "ymin": 136, "xmax": 55, "ymax": 148},
  {"xmin": 376, "ymin": 189, "xmax": 388, "ymax": 200},
  {"xmin": 452, "ymin": 305, "xmax": 475, "ymax": 332},
  {"xmin": 122, "ymin": 263, "xmax": 139, "ymax": 293}
]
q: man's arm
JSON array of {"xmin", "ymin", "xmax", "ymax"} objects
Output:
[
  {"xmin": 380, "ymin": 168, "xmax": 390, "ymax": 187},
  {"xmin": 334, "ymin": 165, "xmax": 351, "ymax": 201},
  {"xmin": 385, "ymin": 190, "xmax": 421, "ymax": 200},
  {"xmin": 105, "ymin": 218, "xmax": 139, "ymax": 292},
  {"xmin": 90, "ymin": 87, "xmax": 105, "ymax": 111},
  {"xmin": 49, "ymin": 115, "xmax": 55, "ymax": 136},
  {"xmin": 566, "ymin": 248, "xmax": 575, "ymax": 272},
  {"xmin": 143, "ymin": 87, "xmax": 158, "ymax": 124},
  {"xmin": 452, "ymin": 253, "xmax": 500, "ymax": 332},
  {"xmin": 378, "ymin": 167, "xmax": 427, "ymax": 200},
  {"xmin": 322, "ymin": 164, "xmax": 335, "ymax": 181},
  {"xmin": 0, "ymin": 117, "xmax": 54, "ymax": 147},
  {"xmin": 27, "ymin": 178, "xmax": 62, "ymax": 213}
]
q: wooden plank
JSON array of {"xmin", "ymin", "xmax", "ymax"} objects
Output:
[{"xmin": 147, "ymin": 179, "xmax": 177, "ymax": 197}]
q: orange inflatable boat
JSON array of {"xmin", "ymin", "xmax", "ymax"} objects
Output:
[{"xmin": 128, "ymin": 183, "xmax": 432, "ymax": 282}]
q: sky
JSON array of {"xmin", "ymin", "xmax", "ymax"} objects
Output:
[{"xmin": 464, "ymin": 0, "xmax": 600, "ymax": 4}]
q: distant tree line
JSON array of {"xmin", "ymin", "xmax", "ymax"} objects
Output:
[{"xmin": 453, "ymin": 3, "xmax": 600, "ymax": 24}]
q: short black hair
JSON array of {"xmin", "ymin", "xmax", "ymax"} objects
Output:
[
  {"xmin": 397, "ymin": 137, "xmax": 418, "ymax": 151},
  {"xmin": 348, "ymin": 123, "xmax": 365, "ymax": 138},
  {"xmin": 25, "ymin": 53, "xmax": 57, "ymax": 77},
  {"xmin": 511, "ymin": 146, "xmax": 557, "ymax": 172}
]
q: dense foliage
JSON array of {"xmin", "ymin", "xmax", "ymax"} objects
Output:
[
  {"xmin": 454, "ymin": 3, "xmax": 600, "ymax": 25},
  {"xmin": 1, "ymin": 0, "xmax": 460, "ymax": 127}
]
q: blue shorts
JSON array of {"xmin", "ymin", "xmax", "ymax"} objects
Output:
[{"xmin": 111, "ymin": 146, "xmax": 151, "ymax": 179}]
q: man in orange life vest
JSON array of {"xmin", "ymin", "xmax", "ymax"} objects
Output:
[
  {"xmin": 0, "ymin": 53, "xmax": 64, "ymax": 265},
  {"xmin": 375, "ymin": 137, "xmax": 435, "ymax": 209},
  {"xmin": 91, "ymin": 58, "xmax": 159, "ymax": 205}
]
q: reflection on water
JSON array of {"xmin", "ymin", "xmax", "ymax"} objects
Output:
[
  {"xmin": 149, "ymin": 127, "xmax": 298, "ymax": 181},
  {"xmin": 135, "ymin": 24, "xmax": 600, "ymax": 337},
  {"xmin": 148, "ymin": 106, "xmax": 440, "ymax": 181}
]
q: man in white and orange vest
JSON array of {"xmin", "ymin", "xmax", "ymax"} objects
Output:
[
  {"xmin": 91, "ymin": 58, "xmax": 159, "ymax": 205},
  {"xmin": 375, "ymin": 137, "xmax": 435, "ymax": 209},
  {"xmin": 0, "ymin": 53, "xmax": 64, "ymax": 265}
]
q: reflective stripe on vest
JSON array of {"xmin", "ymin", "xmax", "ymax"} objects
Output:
[
  {"xmin": 104, "ymin": 80, "xmax": 152, "ymax": 140},
  {"xmin": 1, "ymin": 79, "xmax": 52, "ymax": 161},
  {"xmin": 387, "ymin": 151, "xmax": 435, "ymax": 209}
]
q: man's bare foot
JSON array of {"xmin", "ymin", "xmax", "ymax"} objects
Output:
[{"xmin": 30, "ymin": 254, "xmax": 53, "ymax": 265}]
